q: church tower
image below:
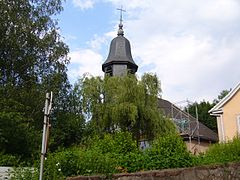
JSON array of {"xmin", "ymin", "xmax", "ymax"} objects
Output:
[{"xmin": 102, "ymin": 10, "xmax": 138, "ymax": 76}]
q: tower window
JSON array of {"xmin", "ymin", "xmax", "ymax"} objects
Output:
[{"xmin": 105, "ymin": 66, "xmax": 113, "ymax": 76}]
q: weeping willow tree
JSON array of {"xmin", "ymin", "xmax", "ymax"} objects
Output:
[{"xmin": 74, "ymin": 73, "xmax": 176, "ymax": 142}]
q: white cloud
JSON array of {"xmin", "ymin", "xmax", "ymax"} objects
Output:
[
  {"xmin": 67, "ymin": 29, "xmax": 117, "ymax": 82},
  {"xmin": 106, "ymin": 0, "xmax": 240, "ymax": 102},
  {"xmin": 72, "ymin": 0, "xmax": 95, "ymax": 10},
  {"xmin": 197, "ymin": 0, "xmax": 240, "ymax": 22},
  {"xmin": 67, "ymin": 0, "xmax": 240, "ymax": 103},
  {"xmin": 104, "ymin": 0, "xmax": 150, "ymax": 10},
  {"xmin": 86, "ymin": 32, "xmax": 114, "ymax": 50},
  {"xmin": 68, "ymin": 49, "xmax": 103, "ymax": 81},
  {"xmin": 87, "ymin": 35, "xmax": 106, "ymax": 50}
]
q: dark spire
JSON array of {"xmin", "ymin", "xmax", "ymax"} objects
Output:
[
  {"xmin": 102, "ymin": 7, "xmax": 138, "ymax": 76},
  {"xmin": 117, "ymin": 6, "xmax": 125, "ymax": 36}
]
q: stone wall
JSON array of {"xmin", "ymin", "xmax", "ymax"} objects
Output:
[
  {"xmin": 67, "ymin": 162, "xmax": 240, "ymax": 180},
  {"xmin": 0, "ymin": 167, "xmax": 13, "ymax": 180}
]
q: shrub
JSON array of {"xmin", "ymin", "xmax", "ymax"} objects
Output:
[
  {"xmin": 11, "ymin": 166, "xmax": 38, "ymax": 180},
  {"xmin": 116, "ymin": 151, "xmax": 145, "ymax": 173},
  {"xmin": 144, "ymin": 134, "xmax": 194, "ymax": 170},
  {"xmin": 10, "ymin": 132, "xmax": 196, "ymax": 178},
  {"xmin": 89, "ymin": 131, "xmax": 139, "ymax": 155},
  {"xmin": 0, "ymin": 152, "xmax": 20, "ymax": 166},
  {"xmin": 47, "ymin": 148, "xmax": 117, "ymax": 177},
  {"xmin": 198, "ymin": 137, "xmax": 240, "ymax": 165},
  {"xmin": 41, "ymin": 131, "xmax": 139, "ymax": 177}
]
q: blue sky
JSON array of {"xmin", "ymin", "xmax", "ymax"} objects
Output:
[{"xmin": 57, "ymin": 0, "xmax": 240, "ymax": 103}]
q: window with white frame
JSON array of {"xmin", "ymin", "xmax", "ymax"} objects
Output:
[{"xmin": 237, "ymin": 115, "xmax": 240, "ymax": 135}]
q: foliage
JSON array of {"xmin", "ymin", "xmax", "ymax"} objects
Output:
[
  {"xmin": 113, "ymin": 134, "xmax": 194, "ymax": 173},
  {"xmin": 0, "ymin": 99, "xmax": 41, "ymax": 160},
  {"xmin": 144, "ymin": 134, "xmax": 194, "ymax": 170},
  {"xmin": 186, "ymin": 101, "xmax": 217, "ymax": 132},
  {"xmin": 88, "ymin": 131, "xmax": 139, "ymax": 155},
  {"xmin": 198, "ymin": 137, "xmax": 240, "ymax": 165},
  {"xmin": 27, "ymin": 132, "xmax": 193, "ymax": 178},
  {"xmin": 0, "ymin": 152, "xmax": 20, "ymax": 166},
  {"xmin": 186, "ymin": 89, "xmax": 231, "ymax": 132},
  {"xmin": 0, "ymin": 0, "xmax": 68, "ymax": 87},
  {"xmin": 0, "ymin": 0, "xmax": 71, "ymax": 161},
  {"xmin": 74, "ymin": 73, "xmax": 176, "ymax": 142},
  {"xmin": 213, "ymin": 89, "xmax": 231, "ymax": 104},
  {"xmin": 50, "ymin": 112, "xmax": 85, "ymax": 151},
  {"xmin": 11, "ymin": 135, "xmax": 240, "ymax": 178},
  {"xmin": 11, "ymin": 166, "xmax": 39, "ymax": 180},
  {"xmin": 38, "ymin": 131, "xmax": 139, "ymax": 178}
]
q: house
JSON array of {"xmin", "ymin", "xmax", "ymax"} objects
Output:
[
  {"xmin": 209, "ymin": 83, "xmax": 240, "ymax": 142},
  {"xmin": 159, "ymin": 98, "xmax": 218, "ymax": 154}
]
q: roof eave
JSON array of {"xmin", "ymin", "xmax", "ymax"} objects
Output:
[
  {"xmin": 102, "ymin": 61, "xmax": 138, "ymax": 71},
  {"xmin": 209, "ymin": 82, "xmax": 240, "ymax": 114},
  {"xmin": 210, "ymin": 109, "xmax": 223, "ymax": 116}
]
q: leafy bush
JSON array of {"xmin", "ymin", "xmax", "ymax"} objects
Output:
[
  {"xmin": 9, "ymin": 134, "xmax": 240, "ymax": 179},
  {"xmin": 89, "ymin": 131, "xmax": 139, "ymax": 155},
  {"xmin": 114, "ymin": 134, "xmax": 194, "ymax": 173},
  {"xmin": 198, "ymin": 137, "xmax": 240, "ymax": 165},
  {"xmin": 42, "ymin": 131, "xmax": 138, "ymax": 178},
  {"xmin": 116, "ymin": 152, "xmax": 145, "ymax": 173},
  {"xmin": 11, "ymin": 166, "xmax": 38, "ymax": 180},
  {"xmin": 0, "ymin": 152, "xmax": 20, "ymax": 166},
  {"xmin": 10, "ymin": 132, "xmax": 195, "ymax": 178},
  {"xmin": 144, "ymin": 134, "xmax": 194, "ymax": 170},
  {"xmin": 45, "ymin": 148, "xmax": 116, "ymax": 178},
  {"xmin": 43, "ymin": 132, "xmax": 193, "ymax": 177}
]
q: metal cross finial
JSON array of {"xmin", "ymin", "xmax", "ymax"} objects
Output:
[{"xmin": 117, "ymin": 6, "xmax": 126, "ymax": 25}]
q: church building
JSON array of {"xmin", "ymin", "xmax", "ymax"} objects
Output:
[{"xmin": 101, "ymin": 16, "xmax": 218, "ymax": 154}]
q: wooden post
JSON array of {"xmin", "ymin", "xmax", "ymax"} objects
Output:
[{"xmin": 39, "ymin": 92, "xmax": 52, "ymax": 180}]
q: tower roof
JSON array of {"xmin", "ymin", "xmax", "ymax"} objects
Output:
[{"xmin": 102, "ymin": 22, "xmax": 138, "ymax": 72}]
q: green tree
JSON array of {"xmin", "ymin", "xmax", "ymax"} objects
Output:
[
  {"xmin": 187, "ymin": 101, "xmax": 217, "ymax": 132},
  {"xmin": 74, "ymin": 73, "xmax": 176, "ymax": 142},
  {"xmin": 186, "ymin": 89, "xmax": 231, "ymax": 132},
  {"xmin": 213, "ymin": 89, "xmax": 231, "ymax": 104},
  {"xmin": 50, "ymin": 112, "xmax": 85, "ymax": 151},
  {"xmin": 0, "ymin": 0, "xmax": 70, "ymax": 159}
]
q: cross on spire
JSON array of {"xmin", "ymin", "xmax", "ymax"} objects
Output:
[{"xmin": 117, "ymin": 6, "xmax": 126, "ymax": 25}]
